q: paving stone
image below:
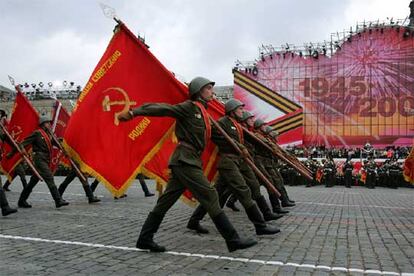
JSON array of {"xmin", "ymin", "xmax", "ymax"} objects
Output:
[{"xmin": 0, "ymin": 178, "xmax": 413, "ymax": 275}]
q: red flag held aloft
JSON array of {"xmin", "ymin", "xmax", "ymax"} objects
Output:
[
  {"xmin": 0, "ymin": 91, "xmax": 39, "ymax": 180},
  {"xmin": 63, "ymin": 22, "xmax": 188, "ymax": 197}
]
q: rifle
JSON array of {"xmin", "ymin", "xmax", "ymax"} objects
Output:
[
  {"xmin": 45, "ymin": 128, "xmax": 87, "ymax": 183},
  {"xmin": 208, "ymin": 116, "xmax": 281, "ymax": 197},
  {"xmin": 242, "ymin": 127, "xmax": 313, "ymax": 180},
  {"xmin": 0, "ymin": 122, "xmax": 44, "ymax": 182}
]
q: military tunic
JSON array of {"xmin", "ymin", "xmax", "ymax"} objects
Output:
[
  {"xmin": 131, "ymin": 100, "xmax": 221, "ymax": 217},
  {"xmin": 14, "ymin": 128, "xmax": 64, "ymax": 203}
]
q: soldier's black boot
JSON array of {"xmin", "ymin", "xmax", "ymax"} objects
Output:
[
  {"xmin": 211, "ymin": 212, "xmax": 257, "ymax": 252},
  {"xmin": 50, "ymin": 186, "xmax": 69, "ymax": 208},
  {"xmin": 136, "ymin": 211, "xmax": 166, "ymax": 252},
  {"xmin": 225, "ymin": 194, "xmax": 240, "ymax": 212},
  {"xmin": 245, "ymin": 204, "xmax": 281, "ymax": 235},
  {"xmin": 2, "ymin": 181, "xmax": 11, "ymax": 191},
  {"xmin": 281, "ymin": 186, "xmax": 295, "ymax": 203},
  {"xmin": 20, "ymin": 176, "xmax": 28, "ymax": 190},
  {"xmin": 187, "ymin": 205, "xmax": 209, "ymax": 234},
  {"xmin": 269, "ymin": 193, "xmax": 289, "ymax": 214},
  {"xmin": 90, "ymin": 180, "xmax": 99, "ymax": 192},
  {"xmin": 280, "ymin": 189, "xmax": 295, "ymax": 207},
  {"xmin": 256, "ymin": 195, "xmax": 283, "ymax": 221},
  {"xmin": 1, "ymin": 188, "xmax": 17, "ymax": 216},
  {"xmin": 140, "ymin": 181, "xmax": 154, "ymax": 197},
  {"xmin": 82, "ymin": 184, "xmax": 101, "ymax": 204},
  {"xmin": 18, "ymin": 179, "xmax": 36, "ymax": 208}
]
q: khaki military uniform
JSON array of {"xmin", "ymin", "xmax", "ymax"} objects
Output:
[
  {"xmin": 131, "ymin": 100, "xmax": 221, "ymax": 218},
  {"xmin": 16, "ymin": 128, "xmax": 66, "ymax": 206}
]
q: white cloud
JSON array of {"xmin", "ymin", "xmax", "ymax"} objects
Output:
[{"xmin": 0, "ymin": 0, "xmax": 411, "ymax": 88}]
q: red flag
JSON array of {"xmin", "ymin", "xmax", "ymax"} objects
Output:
[
  {"xmin": 403, "ymin": 147, "xmax": 414, "ymax": 185},
  {"xmin": 63, "ymin": 23, "xmax": 188, "ymax": 197},
  {"xmin": 360, "ymin": 169, "xmax": 367, "ymax": 184},
  {"xmin": 315, "ymin": 168, "xmax": 323, "ymax": 183},
  {"xmin": 50, "ymin": 101, "xmax": 71, "ymax": 173},
  {"xmin": 143, "ymin": 99, "xmax": 223, "ymax": 206},
  {"xmin": 0, "ymin": 92, "xmax": 39, "ymax": 180}
]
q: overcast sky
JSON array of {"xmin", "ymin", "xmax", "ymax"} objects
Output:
[{"xmin": 0, "ymin": 0, "xmax": 410, "ymax": 89}]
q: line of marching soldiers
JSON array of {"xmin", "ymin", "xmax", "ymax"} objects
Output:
[
  {"xmin": 1, "ymin": 76, "xmax": 298, "ymax": 254},
  {"xmin": 286, "ymin": 155, "xmax": 404, "ymax": 189},
  {"xmin": 0, "ymin": 110, "xmax": 155, "ymax": 217}
]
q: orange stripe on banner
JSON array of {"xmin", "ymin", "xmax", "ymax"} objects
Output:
[
  {"xmin": 234, "ymin": 71, "xmax": 301, "ymax": 111},
  {"xmin": 271, "ymin": 113, "xmax": 303, "ymax": 129},
  {"xmin": 275, "ymin": 121, "xmax": 303, "ymax": 134},
  {"xmin": 62, "ymin": 124, "xmax": 176, "ymax": 198},
  {"xmin": 234, "ymin": 78, "xmax": 293, "ymax": 114}
]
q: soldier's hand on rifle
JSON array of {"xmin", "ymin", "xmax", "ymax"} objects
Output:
[{"xmin": 117, "ymin": 110, "xmax": 134, "ymax": 122}]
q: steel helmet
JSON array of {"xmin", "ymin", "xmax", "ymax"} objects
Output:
[
  {"xmin": 263, "ymin": 125, "xmax": 273, "ymax": 134},
  {"xmin": 254, "ymin": 118, "xmax": 265, "ymax": 129},
  {"xmin": 188, "ymin": 77, "xmax": 215, "ymax": 97},
  {"xmin": 241, "ymin": 111, "xmax": 254, "ymax": 122},
  {"xmin": 224, "ymin": 99, "xmax": 245, "ymax": 114}
]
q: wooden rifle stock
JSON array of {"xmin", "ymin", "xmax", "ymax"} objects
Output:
[
  {"xmin": 0, "ymin": 122, "xmax": 44, "ymax": 182},
  {"xmin": 208, "ymin": 116, "xmax": 281, "ymax": 197}
]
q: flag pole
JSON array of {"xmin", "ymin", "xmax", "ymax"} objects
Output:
[
  {"xmin": 45, "ymin": 128, "xmax": 87, "ymax": 183},
  {"xmin": 0, "ymin": 122, "xmax": 44, "ymax": 182},
  {"xmin": 242, "ymin": 126, "xmax": 313, "ymax": 180}
]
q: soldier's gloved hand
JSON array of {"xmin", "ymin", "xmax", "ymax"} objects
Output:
[{"xmin": 117, "ymin": 110, "xmax": 134, "ymax": 122}]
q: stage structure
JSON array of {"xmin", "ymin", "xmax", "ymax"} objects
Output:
[{"xmin": 234, "ymin": 16, "xmax": 414, "ymax": 147}]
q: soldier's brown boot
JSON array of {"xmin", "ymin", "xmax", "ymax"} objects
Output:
[
  {"xmin": 136, "ymin": 211, "xmax": 166, "ymax": 252},
  {"xmin": 212, "ymin": 212, "xmax": 257, "ymax": 252}
]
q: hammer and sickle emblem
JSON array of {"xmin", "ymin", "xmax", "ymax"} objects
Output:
[
  {"xmin": 102, "ymin": 87, "xmax": 136, "ymax": 126},
  {"xmin": 10, "ymin": 126, "xmax": 23, "ymax": 140}
]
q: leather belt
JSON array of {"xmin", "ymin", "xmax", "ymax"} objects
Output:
[{"xmin": 178, "ymin": 141, "xmax": 201, "ymax": 154}]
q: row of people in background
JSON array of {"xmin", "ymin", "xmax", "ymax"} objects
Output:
[
  {"xmin": 285, "ymin": 144, "xmax": 411, "ymax": 160},
  {"xmin": 280, "ymin": 156, "xmax": 407, "ymax": 189}
]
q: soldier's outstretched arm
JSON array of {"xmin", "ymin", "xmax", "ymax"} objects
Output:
[{"xmin": 118, "ymin": 102, "xmax": 188, "ymax": 121}]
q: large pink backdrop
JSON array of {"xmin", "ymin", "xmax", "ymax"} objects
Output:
[{"xmin": 235, "ymin": 25, "xmax": 414, "ymax": 147}]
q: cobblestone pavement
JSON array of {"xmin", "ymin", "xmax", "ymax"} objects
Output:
[{"xmin": 1, "ymin": 177, "xmax": 413, "ymax": 275}]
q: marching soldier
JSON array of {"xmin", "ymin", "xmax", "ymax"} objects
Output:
[
  {"xmin": 364, "ymin": 156, "xmax": 377, "ymax": 189},
  {"xmin": 254, "ymin": 119, "xmax": 295, "ymax": 208},
  {"xmin": 186, "ymin": 100, "xmax": 281, "ymax": 237},
  {"xmin": 388, "ymin": 158, "xmax": 401, "ymax": 189},
  {"xmin": 323, "ymin": 156, "xmax": 336, "ymax": 187},
  {"xmin": 117, "ymin": 77, "xmax": 257, "ymax": 252},
  {"xmin": 57, "ymin": 165, "xmax": 101, "ymax": 203},
  {"xmin": 1, "ymin": 109, "xmax": 28, "ymax": 191},
  {"xmin": 0, "ymin": 110, "xmax": 18, "ymax": 216},
  {"xmin": 343, "ymin": 157, "xmax": 354, "ymax": 188},
  {"xmin": 8, "ymin": 117, "xmax": 69, "ymax": 208}
]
